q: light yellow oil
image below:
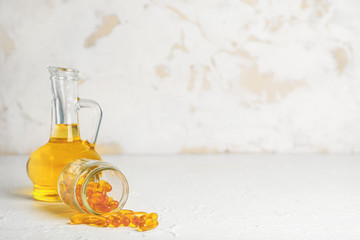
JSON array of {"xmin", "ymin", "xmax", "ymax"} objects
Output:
[{"xmin": 27, "ymin": 124, "xmax": 102, "ymax": 202}]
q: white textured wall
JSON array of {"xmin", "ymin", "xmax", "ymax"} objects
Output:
[{"xmin": 1, "ymin": 0, "xmax": 360, "ymax": 154}]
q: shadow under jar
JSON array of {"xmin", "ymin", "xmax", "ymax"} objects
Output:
[{"xmin": 58, "ymin": 159, "xmax": 129, "ymax": 215}]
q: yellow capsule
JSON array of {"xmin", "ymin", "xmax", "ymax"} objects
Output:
[
  {"xmin": 101, "ymin": 212, "xmax": 116, "ymax": 217},
  {"xmin": 133, "ymin": 212, "xmax": 147, "ymax": 217},
  {"xmin": 108, "ymin": 200, "xmax": 119, "ymax": 210},
  {"xmin": 99, "ymin": 180, "xmax": 112, "ymax": 192},
  {"xmin": 70, "ymin": 214, "xmax": 109, "ymax": 227},
  {"xmin": 77, "ymin": 177, "xmax": 85, "ymax": 185},
  {"xmin": 92, "ymin": 203, "xmax": 111, "ymax": 213},
  {"xmin": 119, "ymin": 209, "xmax": 133, "ymax": 215},
  {"xmin": 121, "ymin": 216, "xmax": 130, "ymax": 226},
  {"xmin": 140, "ymin": 212, "xmax": 158, "ymax": 222},
  {"xmin": 87, "ymin": 182, "xmax": 100, "ymax": 190},
  {"xmin": 115, "ymin": 213, "xmax": 130, "ymax": 226},
  {"xmin": 92, "ymin": 186, "xmax": 105, "ymax": 194},
  {"xmin": 107, "ymin": 215, "xmax": 121, "ymax": 227},
  {"xmin": 125, "ymin": 214, "xmax": 141, "ymax": 228},
  {"xmin": 104, "ymin": 214, "xmax": 114, "ymax": 222},
  {"xmin": 138, "ymin": 219, "xmax": 159, "ymax": 231},
  {"xmin": 89, "ymin": 192, "xmax": 107, "ymax": 204}
]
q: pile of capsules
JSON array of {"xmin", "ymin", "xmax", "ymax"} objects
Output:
[
  {"xmin": 70, "ymin": 180, "xmax": 158, "ymax": 231},
  {"xmin": 75, "ymin": 180, "xmax": 120, "ymax": 213},
  {"xmin": 71, "ymin": 210, "xmax": 159, "ymax": 231}
]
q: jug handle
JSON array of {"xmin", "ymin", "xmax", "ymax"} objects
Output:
[{"xmin": 78, "ymin": 98, "xmax": 102, "ymax": 146}]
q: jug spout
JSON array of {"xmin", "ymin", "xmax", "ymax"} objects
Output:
[{"xmin": 48, "ymin": 66, "xmax": 79, "ymax": 125}]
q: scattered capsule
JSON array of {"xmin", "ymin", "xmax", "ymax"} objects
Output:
[
  {"xmin": 139, "ymin": 219, "xmax": 159, "ymax": 231},
  {"xmin": 110, "ymin": 216, "xmax": 122, "ymax": 227},
  {"xmin": 121, "ymin": 216, "xmax": 131, "ymax": 226},
  {"xmin": 140, "ymin": 212, "xmax": 158, "ymax": 222},
  {"xmin": 119, "ymin": 209, "xmax": 133, "ymax": 215},
  {"xmin": 133, "ymin": 212, "xmax": 147, "ymax": 217},
  {"xmin": 70, "ymin": 214, "xmax": 109, "ymax": 227},
  {"xmin": 125, "ymin": 214, "xmax": 142, "ymax": 228},
  {"xmin": 112, "ymin": 212, "xmax": 129, "ymax": 226}
]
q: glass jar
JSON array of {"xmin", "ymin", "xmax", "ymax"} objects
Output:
[{"xmin": 58, "ymin": 159, "xmax": 129, "ymax": 215}]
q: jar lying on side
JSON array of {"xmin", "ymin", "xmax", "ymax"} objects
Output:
[{"xmin": 58, "ymin": 159, "xmax": 129, "ymax": 215}]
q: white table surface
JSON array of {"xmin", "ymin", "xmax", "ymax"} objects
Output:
[{"xmin": 1, "ymin": 154, "xmax": 360, "ymax": 240}]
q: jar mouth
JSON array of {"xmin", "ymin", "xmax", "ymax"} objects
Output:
[{"xmin": 75, "ymin": 163, "xmax": 129, "ymax": 215}]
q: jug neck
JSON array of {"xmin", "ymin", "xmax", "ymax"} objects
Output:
[{"xmin": 48, "ymin": 67, "xmax": 81, "ymax": 142}]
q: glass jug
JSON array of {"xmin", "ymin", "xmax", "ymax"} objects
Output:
[{"xmin": 27, "ymin": 67, "xmax": 102, "ymax": 202}]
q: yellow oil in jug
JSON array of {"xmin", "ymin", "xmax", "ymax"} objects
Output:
[{"xmin": 27, "ymin": 124, "xmax": 102, "ymax": 202}]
